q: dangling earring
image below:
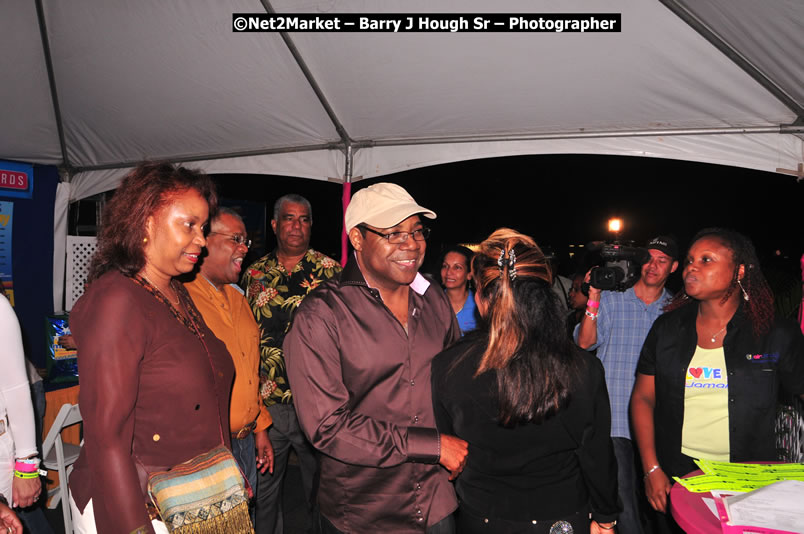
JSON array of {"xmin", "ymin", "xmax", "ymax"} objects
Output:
[
  {"xmin": 737, "ymin": 279, "xmax": 749, "ymax": 301},
  {"xmin": 143, "ymin": 237, "xmax": 148, "ymax": 244}
]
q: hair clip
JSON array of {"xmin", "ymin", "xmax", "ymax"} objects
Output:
[
  {"xmin": 508, "ymin": 249, "xmax": 517, "ymax": 281},
  {"xmin": 497, "ymin": 248, "xmax": 517, "ymax": 281},
  {"xmin": 497, "ymin": 248, "xmax": 506, "ymax": 272}
]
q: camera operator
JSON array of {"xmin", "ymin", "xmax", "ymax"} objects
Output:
[{"xmin": 574, "ymin": 236, "xmax": 678, "ymax": 534}]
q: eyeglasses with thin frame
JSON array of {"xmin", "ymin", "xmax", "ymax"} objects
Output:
[
  {"xmin": 359, "ymin": 225, "xmax": 431, "ymax": 244},
  {"xmin": 208, "ymin": 231, "xmax": 252, "ymax": 249}
]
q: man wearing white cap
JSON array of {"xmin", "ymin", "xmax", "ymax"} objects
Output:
[{"xmin": 284, "ymin": 183, "xmax": 468, "ymax": 534}]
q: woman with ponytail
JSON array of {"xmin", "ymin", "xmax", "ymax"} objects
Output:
[{"xmin": 431, "ymin": 229, "xmax": 619, "ymax": 534}]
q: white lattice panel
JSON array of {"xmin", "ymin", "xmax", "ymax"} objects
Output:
[{"xmin": 66, "ymin": 236, "xmax": 98, "ymax": 311}]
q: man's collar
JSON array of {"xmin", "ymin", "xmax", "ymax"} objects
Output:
[
  {"xmin": 629, "ymin": 283, "xmax": 672, "ymax": 304},
  {"xmin": 268, "ymin": 248, "xmax": 312, "ymax": 272},
  {"xmin": 340, "ymin": 253, "xmax": 430, "ymax": 296},
  {"xmin": 200, "ymin": 273, "xmax": 222, "ymax": 292}
]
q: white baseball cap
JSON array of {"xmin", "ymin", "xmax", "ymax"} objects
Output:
[{"xmin": 344, "ymin": 183, "xmax": 436, "ymax": 231}]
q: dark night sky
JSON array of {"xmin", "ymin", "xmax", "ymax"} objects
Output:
[{"xmin": 213, "ymin": 153, "xmax": 803, "ymax": 288}]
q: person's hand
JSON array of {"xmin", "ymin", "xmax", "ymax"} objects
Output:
[
  {"xmin": 645, "ymin": 467, "xmax": 672, "ymax": 513},
  {"xmin": 0, "ymin": 502, "xmax": 23, "ymax": 533},
  {"xmin": 255, "ymin": 430, "xmax": 274, "ymax": 475},
  {"xmin": 11, "ymin": 476, "xmax": 41, "ymax": 509},
  {"xmin": 590, "ymin": 520, "xmax": 616, "ymax": 534},
  {"xmin": 56, "ymin": 334, "xmax": 77, "ymax": 350},
  {"xmin": 438, "ymin": 434, "xmax": 468, "ymax": 481},
  {"xmin": 584, "ymin": 269, "xmax": 602, "ymax": 300}
]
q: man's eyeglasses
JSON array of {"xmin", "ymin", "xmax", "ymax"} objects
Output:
[
  {"xmin": 209, "ymin": 232, "xmax": 252, "ymax": 249},
  {"xmin": 359, "ymin": 225, "xmax": 431, "ymax": 244}
]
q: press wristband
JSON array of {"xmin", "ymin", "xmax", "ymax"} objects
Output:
[
  {"xmin": 585, "ymin": 310, "xmax": 598, "ymax": 320},
  {"xmin": 586, "ymin": 300, "xmax": 600, "ymax": 308},
  {"xmin": 14, "ymin": 461, "xmax": 39, "ymax": 473},
  {"xmin": 14, "ymin": 470, "xmax": 40, "ymax": 479}
]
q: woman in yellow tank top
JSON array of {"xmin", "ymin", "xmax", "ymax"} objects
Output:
[{"xmin": 630, "ymin": 228, "xmax": 804, "ymax": 527}]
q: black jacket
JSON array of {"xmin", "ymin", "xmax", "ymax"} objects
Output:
[
  {"xmin": 636, "ymin": 301, "xmax": 804, "ymax": 477},
  {"xmin": 432, "ymin": 335, "xmax": 620, "ymax": 523}
]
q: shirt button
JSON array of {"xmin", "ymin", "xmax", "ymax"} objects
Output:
[
  {"xmin": 416, "ymin": 509, "xmax": 422, "ymax": 515},
  {"xmin": 413, "ymin": 416, "xmax": 419, "ymax": 423},
  {"xmin": 416, "ymin": 483, "xmax": 422, "ymax": 490},
  {"xmin": 417, "ymin": 517, "xmax": 424, "ymax": 522},
  {"xmin": 532, "ymin": 520, "xmax": 538, "ymax": 525},
  {"xmin": 484, "ymin": 518, "xmax": 489, "ymax": 524},
  {"xmin": 152, "ymin": 434, "xmax": 160, "ymax": 442},
  {"xmin": 410, "ymin": 380, "xmax": 415, "ymax": 386}
]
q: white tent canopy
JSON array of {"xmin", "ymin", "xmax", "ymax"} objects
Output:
[{"xmin": 1, "ymin": 0, "xmax": 802, "ymax": 310}]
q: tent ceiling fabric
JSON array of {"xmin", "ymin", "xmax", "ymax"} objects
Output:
[
  {"xmin": 2, "ymin": 0, "xmax": 803, "ymax": 196},
  {"xmin": 276, "ymin": 0, "xmax": 795, "ymax": 139},
  {"xmin": 671, "ymin": 0, "xmax": 804, "ymax": 114}
]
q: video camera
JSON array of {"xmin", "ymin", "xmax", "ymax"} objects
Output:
[{"xmin": 584, "ymin": 241, "xmax": 649, "ymax": 292}]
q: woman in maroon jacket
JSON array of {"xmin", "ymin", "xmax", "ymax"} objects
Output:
[{"xmin": 68, "ymin": 162, "xmax": 234, "ymax": 534}]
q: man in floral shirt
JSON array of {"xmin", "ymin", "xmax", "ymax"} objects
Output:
[{"xmin": 242, "ymin": 194, "xmax": 341, "ymax": 533}]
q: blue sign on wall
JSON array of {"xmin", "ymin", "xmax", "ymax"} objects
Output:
[{"xmin": 0, "ymin": 201, "xmax": 13, "ymax": 303}]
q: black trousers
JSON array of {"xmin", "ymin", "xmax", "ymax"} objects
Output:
[
  {"xmin": 315, "ymin": 509, "xmax": 456, "ymax": 534},
  {"xmin": 456, "ymin": 507, "xmax": 589, "ymax": 534}
]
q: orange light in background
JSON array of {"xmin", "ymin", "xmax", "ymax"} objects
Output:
[{"xmin": 608, "ymin": 218, "xmax": 623, "ymax": 233}]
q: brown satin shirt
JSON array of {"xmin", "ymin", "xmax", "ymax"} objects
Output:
[{"xmin": 284, "ymin": 259, "xmax": 461, "ymax": 533}]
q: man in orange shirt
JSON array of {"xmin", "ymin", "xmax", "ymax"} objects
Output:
[{"xmin": 185, "ymin": 207, "xmax": 274, "ymax": 518}]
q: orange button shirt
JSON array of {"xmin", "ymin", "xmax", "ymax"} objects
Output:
[{"xmin": 185, "ymin": 276, "xmax": 272, "ymax": 434}]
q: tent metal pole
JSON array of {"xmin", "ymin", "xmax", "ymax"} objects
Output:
[
  {"xmin": 344, "ymin": 144, "xmax": 353, "ymax": 184},
  {"xmin": 340, "ymin": 145, "xmax": 354, "ymax": 266},
  {"xmin": 34, "ymin": 0, "xmax": 73, "ymax": 176},
  {"xmin": 261, "ymin": 0, "xmax": 353, "ymax": 148},
  {"xmin": 70, "ymin": 142, "xmax": 340, "ymax": 174},
  {"xmin": 659, "ymin": 0, "xmax": 804, "ymax": 120},
  {"xmin": 357, "ymin": 125, "xmax": 801, "ymax": 149},
  {"xmin": 67, "ymin": 125, "xmax": 802, "ymax": 174}
]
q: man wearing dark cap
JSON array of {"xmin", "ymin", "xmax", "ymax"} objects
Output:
[
  {"xmin": 284, "ymin": 183, "xmax": 468, "ymax": 534},
  {"xmin": 575, "ymin": 236, "xmax": 679, "ymax": 534}
]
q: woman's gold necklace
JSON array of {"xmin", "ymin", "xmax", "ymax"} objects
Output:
[{"xmin": 141, "ymin": 273, "xmax": 180, "ymax": 306}]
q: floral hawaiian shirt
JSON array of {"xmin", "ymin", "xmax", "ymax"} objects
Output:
[{"xmin": 242, "ymin": 248, "xmax": 341, "ymax": 406}]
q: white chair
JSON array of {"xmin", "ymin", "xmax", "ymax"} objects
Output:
[{"xmin": 41, "ymin": 403, "xmax": 82, "ymax": 534}]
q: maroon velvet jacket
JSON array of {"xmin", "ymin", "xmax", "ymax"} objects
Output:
[
  {"xmin": 285, "ymin": 259, "xmax": 460, "ymax": 533},
  {"xmin": 69, "ymin": 271, "xmax": 233, "ymax": 534}
]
